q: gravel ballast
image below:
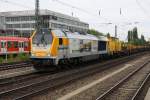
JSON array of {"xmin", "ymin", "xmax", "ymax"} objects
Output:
[{"xmin": 31, "ymin": 54, "xmax": 150, "ymax": 100}]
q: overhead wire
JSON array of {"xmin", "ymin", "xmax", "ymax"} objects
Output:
[
  {"xmin": 52, "ymin": 0, "xmax": 111, "ymax": 23},
  {"xmin": 0, "ymin": 0, "xmax": 147, "ymax": 37},
  {"xmin": 53, "ymin": 0, "xmax": 129, "ymax": 36},
  {"xmin": 0, "ymin": 0, "xmax": 33, "ymax": 9},
  {"xmin": 139, "ymin": 0, "xmax": 150, "ymax": 7},
  {"xmin": 135, "ymin": 0, "xmax": 150, "ymax": 19}
]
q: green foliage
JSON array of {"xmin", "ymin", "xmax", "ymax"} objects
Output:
[
  {"xmin": 87, "ymin": 29, "xmax": 104, "ymax": 36},
  {"xmin": 132, "ymin": 27, "xmax": 138, "ymax": 40},
  {"xmin": 128, "ymin": 30, "xmax": 133, "ymax": 42},
  {"xmin": 0, "ymin": 54, "xmax": 29, "ymax": 64},
  {"xmin": 7, "ymin": 54, "xmax": 14, "ymax": 63},
  {"xmin": 9, "ymin": 54, "xmax": 13, "ymax": 59},
  {"xmin": 107, "ymin": 33, "xmax": 110, "ymax": 38},
  {"xmin": 141, "ymin": 35, "xmax": 146, "ymax": 44},
  {"xmin": 18, "ymin": 53, "xmax": 29, "ymax": 61},
  {"xmin": 127, "ymin": 27, "xmax": 147, "ymax": 46},
  {"xmin": 0, "ymin": 57, "xmax": 3, "ymax": 63}
]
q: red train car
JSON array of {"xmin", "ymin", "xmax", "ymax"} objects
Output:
[{"xmin": 0, "ymin": 29, "xmax": 30, "ymax": 55}]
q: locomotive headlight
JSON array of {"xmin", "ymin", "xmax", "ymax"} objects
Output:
[{"xmin": 31, "ymin": 52, "xmax": 35, "ymax": 56}]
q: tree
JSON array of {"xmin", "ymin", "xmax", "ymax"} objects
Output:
[
  {"xmin": 87, "ymin": 29, "xmax": 104, "ymax": 36},
  {"xmin": 128, "ymin": 30, "xmax": 131, "ymax": 42},
  {"xmin": 140, "ymin": 35, "xmax": 146, "ymax": 45},
  {"xmin": 127, "ymin": 30, "xmax": 134, "ymax": 42},
  {"xmin": 132, "ymin": 27, "xmax": 138, "ymax": 40},
  {"xmin": 127, "ymin": 27, "xmax": 142, "ymax": 45},
  {"xmin": 141, "ymin": 35, "xmax": 145, "ymax": 41},
  {"xmin": 107, "ymin": 33, "xmax": 110, "ymax": 38}
]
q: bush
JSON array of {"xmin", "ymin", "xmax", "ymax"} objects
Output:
[
  {"xmin": 18, "ymin": 53, "xmax": 29, "ymax": 61},
  {"xmin": 0, "ymin": 57, "xmax": 3, "ymax": 63},
  {"xmin": 6, "ymin": 54, "xmax": 15, "ymax": 63},
  {"xmin": 87, "ymin": 29, "xmax": 104, "ymax": 36}
]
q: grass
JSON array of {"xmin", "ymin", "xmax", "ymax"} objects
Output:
[
  {"xmin": 17, "ymin": 53, "xmax": 29, "ymax": 61},
  {"xmin": 0, "ymin": 53, "xmax": 30, "ymax": 64},
  {"xmin": 0, "ymin": 57, "xmax": 3, "ymax": 63}
]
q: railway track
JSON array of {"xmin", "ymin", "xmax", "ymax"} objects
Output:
[
  {"xmin": 132, "ymin": 73, "xmax": 150, "ymax": 100},
  {"xmin": 0, "ymin": 61, "xmax": 32, "ymax": 71},
  {"xmin": 0, "ymin": 52, "xmax": 148, "ymax": 100},
  {"xmin": 96, "ymin": 59, "xmax": 150, "ymax": 100}
]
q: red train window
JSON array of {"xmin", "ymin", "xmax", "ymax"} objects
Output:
[
  {"xmin": 7, "ymin": 41, "xmax": 12, "ymax": 48},
  {"xmin": 1, "ymin": 42, "xmax": 6, "ymax": 48},
  {"xmin": 14, "ymin": 42, "xmax": 18, "ymax": 48},
  {"xmin": 1, "ymin": 42, "xmax": 3, "ymax": 48},
  {"xmin": 24, "ymin": 42, "xmax": 29, "ymax": 48}
]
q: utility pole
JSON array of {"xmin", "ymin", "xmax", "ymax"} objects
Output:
[
  {"xmin": 115, "ymin": 25, "xmax": 117, "ymax": 38},
  {"xmin": 99, "ymin": 10, "xmax": 101, "ymax": 16},
  {"xmin": 71, "ymin": 12, "xmax": 74, "ymax": 17},
  {"xmin": 35, "ymin": 0, "xmax": 40, "ymax": 31}
]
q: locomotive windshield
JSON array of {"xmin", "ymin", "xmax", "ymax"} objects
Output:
[{"xmin": 33, "ymin": 28, "xmax": 53, "ymax": 46}]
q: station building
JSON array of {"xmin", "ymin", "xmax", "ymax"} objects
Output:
[
  {"xmin": 0, "ymin": 16, "xmax": 6, "ymax": 29},
  {"xmin": 0, "ymin": 9, "xmax": 89, "ymax": 37}
]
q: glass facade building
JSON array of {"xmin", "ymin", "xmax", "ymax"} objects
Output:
[{"xmin": 0, "ymin": 10, "xmax": 89, "ymax": 37}]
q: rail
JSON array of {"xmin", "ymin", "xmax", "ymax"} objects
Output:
[
  {"xmin": 0, "ymin": 61, "xmax": 32, "ymax": 71},
  {"xmin": 96, "ymin": 60, "xmax": 150, "ymax": 100}
]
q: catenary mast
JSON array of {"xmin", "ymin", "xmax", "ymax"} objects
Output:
[{"xmin": 35, "ymin": 0, "xmax": 40, "ymax": 31}]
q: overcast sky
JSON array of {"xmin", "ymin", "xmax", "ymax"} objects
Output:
[{"xmin": 0, "ymin": 0, "xmax": 150, "ymax": 40}]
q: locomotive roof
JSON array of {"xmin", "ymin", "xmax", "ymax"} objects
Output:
[
  {"xmin": 66, "ymin": 32, "xmax": 99, "ymax": 40},
  {"xmin": 52, "ymin": 30, "xmax": 66, "ymax": 37},
  {"xmin": 52, "ymin": 29, "xmax": 108, "ymax": 41}
]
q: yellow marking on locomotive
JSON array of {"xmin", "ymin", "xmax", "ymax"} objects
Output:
[
  {"xmin": 50, "ymin": 32, "xmax": 59, "ymax": 57},
  {"xmin": 32, "ymin": 50, "xmax": 49, "ymax": 57},
  {"xmin": 35, "ymin": 51, "xmax": 48, "ymax": 57},
  {"xmin": 31, "ymin": 31, "xmax": 36, "ymax": 38},
  {"xmin": 50, "ymin": 32, "xmax": 69, "ymax": 57},
  {"xmin": 30, "ymin": 31, "xmax": 37, "ymax": 53},
  {"xmin": 63, "ymin": 38, "xmax": 69, "ymax": 46}
]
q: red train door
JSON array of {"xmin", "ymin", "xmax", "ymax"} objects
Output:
[{"xmin": 19, "ymin": 42, "xmax": 24, "ymax": 53}]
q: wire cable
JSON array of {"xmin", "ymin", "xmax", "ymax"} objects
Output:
[
  {"xmin": 0, "ymin": 0, "xmax": 33, "ymax": 9},
  {"xmin": 52, "ymin": 0, "xmax": 111, "ymax": 22},
  {"xmin": 135, "ymin": 0, "xmax": 150, "ymax": 18}
]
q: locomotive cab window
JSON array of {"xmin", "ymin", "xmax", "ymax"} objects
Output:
[{"xmin": 33, "ymin": 28, "xmax": 53, "ymax": 45}]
